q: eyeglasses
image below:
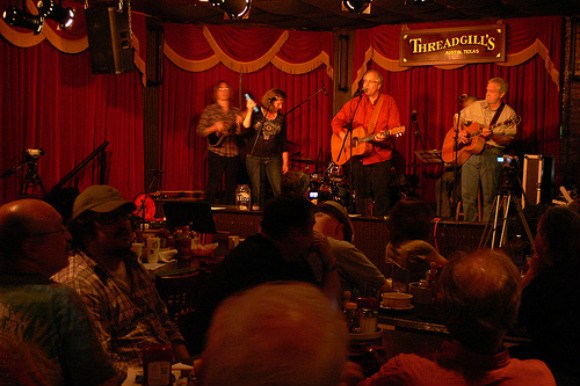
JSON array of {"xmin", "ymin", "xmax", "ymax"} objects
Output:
[
  {"xmin": 94, "ymin": 211, "xmax": 132, "ymax": 225},
  {"xmin": 363, "ymin": 79, "xmax": 379, "ymax": 84},
  {"xmin": 218, "ymin": 87, "xmax": 230, "ymax": 91}
]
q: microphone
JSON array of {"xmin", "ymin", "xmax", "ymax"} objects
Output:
[
  {"xmin": 354, "ymin": 88, "xmax": 366, "ymax": 97},
  {"xmin": 411, "ymin": 110, "xmax": 417, "ymax": 121},
  {"xmin": 244, "ymin": 93, "xmax": 260, "ymax": 113},
  {"xmin": 268, "ymin": 97, "xmax": 277, "ymax": 103},
  {"xmin": 458, "ymin": 94, "xmax": 468, "ymax": 101},
  {"xmin": 322, "ymin": 83, "xmax": 328, "ymax": 96}
]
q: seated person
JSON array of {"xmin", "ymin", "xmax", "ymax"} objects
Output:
[
  {"xmin": 193, "ymin": 194, "xmax": 341, "ymax": 353},
  {"xmin": 518, "ymin": 206, "xmax": 580, "ymax": 385},
  {"xmin": 0, "ymin": 199, "xmax": 122, "ymax": 386},
  {"xmin": 386, "ymin": 198, "xmax": 447, "ymax": 283},
  {"xmin": 198, "ymin": 282, "xmax": 360, "ymax": 386},
  {"xmin": 360, "ymin": 249, "xmax": 556, "ymax": 386},
  {"xmin": 314, "ymin": 200, "xmax": 389, "ymax": 296},
  {"xmin": 53, "ymin": 185, "xmax": 190, "ymax": 373}
]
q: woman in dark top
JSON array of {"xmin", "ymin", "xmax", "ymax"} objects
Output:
[
  {"xmin": 242, "ymin": 88, "xmax": 289, "ymax": 209},
  {"xmin": 518, "ymin": 206, "xmax": 580, "ymax": 385}
]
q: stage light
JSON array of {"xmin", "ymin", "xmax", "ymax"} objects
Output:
[
  {"xmin": 37, "ymin": 0, "xmax": 75, "ymax": 29},
  {"xmin": 209, "ymin": 0, "xmax": 252, "ymax": 20},
  {"xmin": 343, "ymin": 0, "xmax": 372, "ymax": 14},
  {"xmin": 2, "ymin": 6, "xmax": 44, "ymax": 34}
]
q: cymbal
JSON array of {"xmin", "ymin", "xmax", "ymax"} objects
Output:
[{"xmin": 290, "ymin": 158, "xmax": 326, "ymax": 165}]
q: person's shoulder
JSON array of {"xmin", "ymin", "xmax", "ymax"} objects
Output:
[{"xmin": 505, "ymin": 357, "xmax": 557, "ymax": 384}]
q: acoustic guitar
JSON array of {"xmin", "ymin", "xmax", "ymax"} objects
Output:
[
  {"xmin": 331, "ymin": 126, "xmax": 405, "ymax": 165},
  {"xmin": 441, "ymin": 116, "xmax": 520, "ymax": 167}
]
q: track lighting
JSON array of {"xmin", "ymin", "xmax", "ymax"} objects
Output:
[
  {"xmin": 343, "ymin": 0, "xmax": 372, "ymax": 14},
  {"xmin": 209, "ymin": 0, "xmax": 252, "ymax": 20},
  {"xmin": 2, "ymin": 5, "xmax": 44, "ymax": 34},
  {"xmin": 37, "ymin": 0, "xmax": 75, "ymax": 29}
]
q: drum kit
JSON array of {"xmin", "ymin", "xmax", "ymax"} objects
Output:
[{"xmin": 291, "ymin": 158, "xmax": 351, "ymax": 207}]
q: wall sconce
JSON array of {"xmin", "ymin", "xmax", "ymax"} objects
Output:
[
  {"xmin": 2, "ymin": 5, "xmax": 44, "ymax": 34},
  {"xmin": 342, "ymin": 0, "xmax": 372, "ymax": 14},
  {"xmin": 37, "ymin": 0, "xmax": 75, "ymax": 29},
  {"xmin": 209, "ymin": 0, "xmax": 252, "ymax": 20}
]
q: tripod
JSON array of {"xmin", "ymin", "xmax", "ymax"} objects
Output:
[{"xmin": 479, "ymin": 179, "xmax": 536, "ymax": 253}]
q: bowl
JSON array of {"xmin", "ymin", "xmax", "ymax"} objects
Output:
[{"xmin": 381, "ymin": 292, "xmax": 413, "ymax": 309}]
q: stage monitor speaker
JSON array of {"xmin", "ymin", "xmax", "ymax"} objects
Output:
[
  {"xmin": 85, "ymin": 6, "xmax": 134, "ymax": 74},
  {"xmin": 521, "ymin": 154, "xmax": 554, "ymax": 208}
]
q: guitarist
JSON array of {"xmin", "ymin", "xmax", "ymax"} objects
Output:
[
  {"xmin": 197, "ymin": 80, "xmax": 243, "ymax": 205},
  {"xmin": 457, "ymin": 77, "xmax": 518, "ymax": 222},
  {"xmin": 331, "ymin": 70, "xmax": 401, "ymax": 217}
]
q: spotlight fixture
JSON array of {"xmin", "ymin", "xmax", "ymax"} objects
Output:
[
  {"xmin": 209, "ymin": 0, "xmax": 252, "ymax": 20},
  {"xmin": 2, "ymin": 6, "xmax": 44, "ymax": 34},
  {"xmin": 343, "ymin": 0, "xmax": 372, "ymax": 14},
  {"xmin": 37, "ymin": 0, "xmax": 74, "ymax": 29}
]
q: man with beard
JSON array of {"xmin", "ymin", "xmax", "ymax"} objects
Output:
[{"xmin": 53, "ymin": 185, "xmax": 190, "ymax": 374}]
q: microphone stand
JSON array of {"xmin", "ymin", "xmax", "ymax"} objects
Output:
[
  {"xmin": 285, "ymin": 86, "xmax": 326, "ymax": 116},
  {"xmin": 337, "ymin": 92, "xmax": 364, "ymax": 214},
  {"xmin": 452, "ymin": 102, "xmax": 463, "ymax": 219}
]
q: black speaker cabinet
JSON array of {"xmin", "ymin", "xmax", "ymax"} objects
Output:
[
  {"xmin": 85, "ymin": 6, "xmax": 134, "ymax": 74},
  {"xmin": 521, "ymin": 154, "xmax": 554, "ymax": 208}
]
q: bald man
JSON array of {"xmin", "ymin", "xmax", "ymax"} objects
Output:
[
  {"xmin": 0, "ymin": 199, "xmax": 122, "ymax": 386},
  {"xmin": 199, "ymin": 282, "xmax": 360, "ymax": 386}
]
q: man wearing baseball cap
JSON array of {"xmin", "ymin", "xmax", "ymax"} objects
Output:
[
  {"xmin": 314, "ymin": 200, "xmax": 389, "ymax": 296},
  {"xmin": 53, "ymin": 185, "xmax": 190, "ymax": 374}
]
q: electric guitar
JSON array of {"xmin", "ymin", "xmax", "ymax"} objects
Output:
[
  {"xmin": 441, "ymin": 116, "xmax": 520, "ymax": 166},
  {"xmin": 331, "ymin": 126, "xmax": 405, "ymax": 165}
]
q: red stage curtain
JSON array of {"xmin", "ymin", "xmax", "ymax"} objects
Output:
[{"xmin": 0, "ymin": 39, "xmax": 144, "ymax": 203}]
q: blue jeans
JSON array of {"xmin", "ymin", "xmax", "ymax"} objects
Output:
[
  {"xmin": 246, "ymin": 154, "xmax": 282, "ymax": 207},
  {"xmin": 461, "ymin": 147, "xmax": 502, "ymax": 221}
]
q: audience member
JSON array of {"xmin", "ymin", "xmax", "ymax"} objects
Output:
[
  {"xmin": 385, "ymin": 198, "xmax": 447, "ymax": 283},
  {"xmin": 518, "ymin": 206, "xmax": 580, "ymax": 385},
  {"xmin": 52, "ymin": 185, "xmax": 190, "ymax": 373},
  {"xmin": 360, "ymin": 249, "xmax": 556, "ymax": 386},
  {"xmin": 314, "ymin": 200, "xmax": 389, "ymax": 296},
  {"xmin": 282, "ymin": 169, "xmax": 311, "ymax": 197},
  {"xmin": 0, "ymin": 199, "xmax": 122, "ymax": 386},
  {"xmin": 199, "ymin": 282, "xmax": 357, "ymax": 386},
  {"xmin": 193, "ymin": 194, "xmax": 341, "ymax": 352}
]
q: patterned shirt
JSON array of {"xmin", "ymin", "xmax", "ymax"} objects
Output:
[
  {"xmin": 52, "ymin": 251, "xmax": 184, "ymax": 373},
  {"xmin": 197, "ymin": 103, "xmax": 241, "ymax": 157},
  {"xmin": 0, "ymin": 273, "xmax": 118, "ymax": 386}
]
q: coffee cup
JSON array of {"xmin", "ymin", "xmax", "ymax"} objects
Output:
[
  {"xmin": 381, "ymin": 292, "xmax": 413, "ymax": 309},
  {"xmin": 131, "ymin": 242, "xmax": 144, "ymax": 261},
  {"xmin": 146, "ymin": 237, "xmax": 161, "ymax": 264}
]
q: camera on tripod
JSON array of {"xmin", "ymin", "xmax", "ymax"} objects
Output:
[
  {"xmin": 497, "ymin": 155, "xmax": 520, "ymax": 193},
  {"xmin": 24, "ymin": 148, "xmax": 44, "ymax": 160}
]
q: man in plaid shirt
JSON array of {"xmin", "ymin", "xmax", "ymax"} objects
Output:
[{"xmin": 53, "ymin": 185, "xmax": 190, "ymax": 374}]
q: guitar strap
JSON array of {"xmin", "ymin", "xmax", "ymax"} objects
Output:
[
  {"xmin": 489, "ymin": 103, "xmax": 505, "ymax": 127},
  {"xmin": 367, "ymin": 94, "xmax": 385, "ymax": 134}
]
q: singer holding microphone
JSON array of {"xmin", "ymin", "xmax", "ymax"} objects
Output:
[
  {"xmin": 331, "ymin": 70, "xmax": 401, "ymax": 217},
  {"xmin": 242, "ymin": 88, "xmax": 289, "ymax": 210},
  {"xmin": 457, "ymin": 77, "xmax": 518, "ymax": 222}
]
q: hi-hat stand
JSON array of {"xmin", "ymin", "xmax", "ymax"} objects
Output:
[{"xmin": 479, "ymin": 174, "xmax": 536, "ymax": 253}]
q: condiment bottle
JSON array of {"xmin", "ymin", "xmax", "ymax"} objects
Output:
[
  {"xmin": 343, "ymin": 301, "xmax": 359, "ymax": 333},
  {"xmin": 142, "ymin": 344, "xmax": 173, "ymax": 386}
]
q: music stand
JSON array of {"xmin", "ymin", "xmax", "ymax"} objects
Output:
[
  {"xmin": 415, "ymin": 149, "xmax": 443, "ymax": 165},
  {"xmin": 163, "ymin": 201, "xmax": 217, "ymax": 234}
]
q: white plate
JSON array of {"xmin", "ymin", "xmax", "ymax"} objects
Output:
[
  {"xmin": 349, "ymin": 327, "xmax": 383, "ymax": 341},
  {"xmin": 380, "ymin": 304, "xmax": 414, "ymax": 311},
  {"xmin": 211, "ymin": 206, "xmax": 227, "ymax": 210}
]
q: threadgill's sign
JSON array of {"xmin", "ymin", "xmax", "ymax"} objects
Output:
[{"xmin": 400, "ymin": 25, "xmax": 506, "ymax": 67}]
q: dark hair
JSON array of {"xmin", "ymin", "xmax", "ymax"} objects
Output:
[
  {"xmin": 261, "ymin": 194, "xmax": 314, "ymax": 239},
  {"xmin": 438, "ymin": 249, "xmax": 521, "ymax": 352},
  {"xmin": 536, "ymin": 206, "xmax": 580, "ymax": 270},
  {"xmin": 67, "ymin": 210, "xmax": 100, "ymax": 250},
  {"xmin": 282, "ymin": 170, "xmax": 310, "ymax": 196},
  {"xmin": 387, "ymin": 198, "xmax": 432, "ymax": 244},
  {"xmin": 260, "ymin": 88, "xmax": 287, "ymax": 110}
]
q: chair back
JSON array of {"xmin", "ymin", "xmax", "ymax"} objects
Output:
[{"xmin": 155, "ymin": 270, "xmax": 202, "ymax": 320}]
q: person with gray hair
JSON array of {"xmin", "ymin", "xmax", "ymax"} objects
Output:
[
  {"xmin": 360, "ymin": 249, "xmax": 555, "ymax": 386},
  {"xmin": 0, "ymin": 199, "xmax": 122, "ymax": 386},
  {"xmin": 199, "ymin": 282, "xmax": 351, "ymax": 386}
]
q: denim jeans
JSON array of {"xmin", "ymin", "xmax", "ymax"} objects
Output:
[
  {"xmin": 461, "ymin": 147, "xmax": 502, "ymax": 221},
  {"xmin": 246, "ymin": 154, "xmax": 282, "ymax": 207}
]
